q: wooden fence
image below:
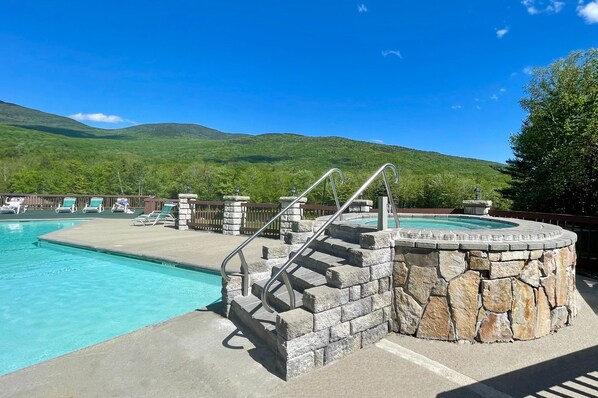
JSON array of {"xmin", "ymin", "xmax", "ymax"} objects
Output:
[
  {"xmin": 240, "ymin": 203, "xmax": 281, "ymax": 239},
  {"xmin": 490, "ymin": 210, "xmax": 598, "ymax": 268},
  {"xmin": 0, "ymin": 193, "xmax": 150, "ymax": 212},
  {"xmin": 189, "ymin": 200, "xmax": 224, "ymax": 233}
]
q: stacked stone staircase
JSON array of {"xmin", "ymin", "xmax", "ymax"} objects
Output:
[{"xmin": 226, "ymin": 220, "xmax": 394, "ymax": 379}]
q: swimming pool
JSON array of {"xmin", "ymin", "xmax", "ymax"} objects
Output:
[{"xmin": 0, "ymin": 221, "xmax": 221, "ymax": 376}]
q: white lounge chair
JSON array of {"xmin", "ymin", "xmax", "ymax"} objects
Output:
[
  {"xmin": 83, "ymin": 197, "xmax": 104, "ymax": 213},
  {"xmin": 133, "ymin": 203, "xmax": 176, "ymax": 226},
  {"xmin": 112, "ymin": 198, "xmax": 130, "ymax": 213},
  {"xmin": 0, "ymin": 197, "xmax": 27, "ymax": 214},
  {"xmin": 56, "ymin": 197, "xmax": 77, "ymax": 213}
]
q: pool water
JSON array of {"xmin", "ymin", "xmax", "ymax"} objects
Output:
[
  {"xmin": 356, "ymin": 216, "xmax": 514, "ymax": 230},
  {"xmin": 0, "ymin": 221, "xmax": 221, "ymax": 376}
]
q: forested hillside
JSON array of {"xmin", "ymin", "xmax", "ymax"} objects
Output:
[{"xmin": 0, "ymin": 101, "xmax": 511, "ymax": 208}]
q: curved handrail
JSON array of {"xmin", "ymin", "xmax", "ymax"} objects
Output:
[
  {"xmin": 261, "ymin": 163, "xmax": 399, "ymax": 312},
  {"xmin": 220, "ymin": 168, "xmax": 345, "ymax": 282}
]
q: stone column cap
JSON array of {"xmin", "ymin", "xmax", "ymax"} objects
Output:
[
  {"xmin": 279, "ymin": 196, "xmax": 308, "ymax": 203},
  {"xmin": 178, "ymin": 193, "xmax": 198, "ymax": 199},
  {"xmin": 352, "ymin": 199, "xmax": 373, "ymax": 206},
  {"xmin": 223, "ymin": 195, "xmax": 250, "ymax": 201},
  {"xmin": 462, "ymin": 200, "xmax": 492, "ymax": 206}
]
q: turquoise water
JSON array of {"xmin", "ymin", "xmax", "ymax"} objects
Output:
[
  {"xmin": 0, "ymin": 221, "xmax": 221, "ymax": 376},
  {"xmin": 357, "ymin": 216, "xmax": 514, "ymax": 229}
]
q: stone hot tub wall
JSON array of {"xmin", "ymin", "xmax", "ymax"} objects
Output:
[{"xmin": 392, "ymin": 242, "xmax": 577, "ymax": 342}]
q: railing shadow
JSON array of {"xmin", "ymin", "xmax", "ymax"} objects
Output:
[{"xmin": 437, "ymin": 346, "xmax": 598, "ymax": 397}]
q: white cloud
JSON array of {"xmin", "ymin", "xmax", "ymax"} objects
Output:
[
  {"xmin": 476, "ymin": 105, "xmax": 482, "ymax": 110},
  {"xmin": 451, "ymin": 105, "xmax": 462, "ymax": 110},
  {"xmin": 381, "ymin": 50, "xmax": 402, "ymax": 58},
  {"xmin": 577, "ymin": 1, "xmax": 598, "ymax": 23},
  {"xmin": 496, "ymin": 27, "xmax": 509, "ymax": 38},
  {"xmin": 490, "ymin": 94, "xmax": 499, "ymax": 101},
  {"xmin": 521, "ymin": 0, "xmax": 565, "ymax": 14},
  {"xmin": 69, "ymin": 112, "xmax": 124, "ymax": 123},
  {"xmin": 523, "ymin": 66, "xmax": 534, "ymax": 75},
  {"xmin": 500, "ymin": 88, "xmax": 507, "ymax": 93},
  {"xmin": 358, "ymin": 4, "xmax": 368, "ymax": 13},
  {"xmin": 372, "ymin": 139, "xmax": 384, "ymax": 144}
]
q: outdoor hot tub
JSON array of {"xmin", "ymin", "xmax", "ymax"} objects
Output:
[{"xmin": 332, "ymin": 213, "xmax": 578, "ymax": 343}]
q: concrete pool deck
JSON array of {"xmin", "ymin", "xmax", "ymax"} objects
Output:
[{"xmin": 1, "ymin": 218, "xmax": 597, "ymax": 397}]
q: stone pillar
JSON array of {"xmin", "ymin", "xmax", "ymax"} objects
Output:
[
  {"xmin": 177, "ymin": 193, "xmax": 197, "ymax": 230},
  {"xmin": 463, "ymin": 200, "xmax": 492, "ymax": 215},
  {"xmin": 223, "ymin": 195, "xmax": 249, "ymax": 235},
  {"xmin": 349, "ymin": 199, "xmax": 373, "ymax": 213},
  {"xmin": 279, "ymin": 196, "xmax": 307, "ymax": 240}
]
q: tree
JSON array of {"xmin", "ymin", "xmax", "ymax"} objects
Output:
[{"xmin": 501, "ymin": 49, "xmax": 598, "ymax": 215}]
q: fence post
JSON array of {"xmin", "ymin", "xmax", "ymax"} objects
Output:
[
  {"xmin": 349, "ymin": 199, "xmax": 373, "ymax": 213},
  {"xmin": 279, "ymin": 196, "xmax": 307, "ymax": 240},
  {"xmin": 223, "ymin": 195, "xmax": 250, "ymax": 235},
  {"xmin": 144, "ymin": 198, "xmax": 156, "ymax": 215},
  {"xmin": 177, "ymin": 193, "xmax": 197, "ymax": 230}
]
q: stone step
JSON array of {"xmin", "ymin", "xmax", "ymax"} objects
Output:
[
  {"xmin": 309, "ymin": 235, "xmax": 362, "ymax": 260},
  {"xmin": 229, "ymin": 294, "xmax": 278, "ymax": 351},
  {"xmin": 293, "ymin": 248, "xmax": 349, "ymax": 274},
  {"xmin": 271, "ymin": 262, "xmax": 328, "ymax": 292},
  {"xmin": 326, "ymin": 222, "xmax": 375, "ymax": 244},
  {"xmin": 252, "ymin": 278, "xmax": 304, "ymax": 313}
]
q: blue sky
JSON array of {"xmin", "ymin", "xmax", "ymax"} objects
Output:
[{"xmin": 1, "ymin": 1, "xmax": 596, "ymax": 163}]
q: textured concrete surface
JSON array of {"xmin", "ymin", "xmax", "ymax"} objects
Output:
[{"xmin": 1, "ymin": 218, "xmax": 596, "ymax": 397}]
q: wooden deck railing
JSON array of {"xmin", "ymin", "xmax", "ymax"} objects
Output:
[
  {"xmin": 189, "ymin": 200, "xmax": 224, "ymax": 232},
  {"xmin": 240, "ymin": 203, "xmax": 281, "ymax": 239},
  {"xmin": 0, "ymin": 193, "xmax": 150, "ymax": 211}
]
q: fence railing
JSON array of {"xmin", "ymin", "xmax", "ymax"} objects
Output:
[
  {"xmin": 301, "ymin": 204, "xmax": 338, "ymax": 219},
  {"xmin": 0, "ymin": 193, "xmax": 150, "ymax": 211},
  {"xmin": 189, "ymin": 200, "xmax": 224, "ymax": 233},
  {"xmin": 240, "ymin": 203, "xmax": 281, "ymax": 239},
  {"xmin": 490, "ymin": 210, "xmax": 598, "ymax": 267},
  {"xmin": 143, "ymin": 198, "xmax": 180, "ymax": 214}
]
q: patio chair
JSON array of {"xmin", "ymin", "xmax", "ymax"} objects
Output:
[
  {"xmin": 82, "ymin": 197, "xmax": 104, "ymax": 213},
  {"xmin": 56, "ymin": 197, "xmax": 77, "ymax": 213},
  {"xmin": 112, "ymin": 197, "xmax": 130, "ymax": 213},
  {"xmin": 0, "ymin": 197, "xmax": 27, "ymax": 214},
  {"xmin": 133, "ymin": 203, "xmax": 177, "ymax": 226}
]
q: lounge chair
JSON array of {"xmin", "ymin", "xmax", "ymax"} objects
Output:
[
  {"xmin": 0, "ymin": 197, "xmax": 27, "ymax": 214},
  {"xmin": 112, "ymin": 198, "xmax": 130, "ymax": 213},
  {"xmin": 133, "ymin": 203, "xmax": 177, "ymax": 226},
  {"xmin": 56, "ymin": 197, "xmax": 77, "ymax": 213},
  {"xmin": 83, "ymin": 197, "xmax": 104, "ymax": 213}
]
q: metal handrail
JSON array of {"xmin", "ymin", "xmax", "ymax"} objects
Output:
[
  {"xmin": 261, "ymin": 163, "xmax": 399, "ymax": 312},
  {"xmin": 220, "ymin": 168, "xmax": 345, "ymax": 293}
]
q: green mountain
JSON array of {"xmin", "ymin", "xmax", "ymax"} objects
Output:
[{"xmin": 0, "ymin": 100, "xmax": 511, "ymax": 207}]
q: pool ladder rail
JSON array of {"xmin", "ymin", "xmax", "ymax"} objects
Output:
[{"xmin": 220, "ymin": 168, "xmax": 345, "ymax": 296}]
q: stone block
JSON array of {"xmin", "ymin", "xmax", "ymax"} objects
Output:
[
  {"xmin": 349, "ymin": 285, "xmax": 361, "ymax": 301},
  {"xmin": 469, "ymin": 257, "xmax": 490, "ymax": 271},
  {"xmin": 361, "ymin": 323, "xmax": 389, "ymax": 347},
  {"xmin": 501, "ymin": 250, "xmax": 529, "ymax": 261},
  {"xmin": 283, "ymin": 351, "xmax": 315, "ymax": 380},
  {"xmin": 431, "ymin": 278, "xmax": 448, "ymax": 296},
  {"xmin": 361, "ymin": 280, "xmax": 379, "ymax": 298},
  {"xmin": 379, "ymin": 277, "xmax": 390, "ymax": 293},
  {"xmin": 555, "ymin": 250, "xmax": 569, "ymax": 307},
  {"xmin": 277, "ymin": 308, "xmax": 314, "ymax": 340},
  {"xmin": 551, "ymin": 306, "xmax": 568, "ymax": 330},
  {"xmin": 490, "ymin": 260, "xmax": 525, "ymax": 279},
  {"xmin": 348, "ymin": 248, "xmax": 392, "ymax": 267},
  {"xmin": 330, "ymin": 322, "xmax": 351, "ymax": 342},
  {"xmin": 313, "ymin": 307, "xmax": 342, "ymax": 331},
  {"xmin": 530, "ymin": 250, "xmax": 543, "ymax": 260},
  {"xmin": 314, "ymin": 348, "xmax": 324, "ymax": 369},
  {"xmin": 511, "ymin": 279, "xmax": 536, "ymax": 340},
  {"xmin": 292, "ymin": 220, "xmax": 314, "ymax": 232},
  {"xmin": 448, "ymin": 271, "xmax": 480, "ymax": 341},
  {"xmin": 325, "ymin": 333, "xmax": 362, "ymax": 364},
  {"xmin": 360, "ymin": 231, "xmax": 393, "ymax": 249},
  {"xmin": 284, "ymin": 232, "xmax": 313, "ymax": 245},
  {"xmin": 540, "ymin": 275, "xmax": 556, "ymax": 307},
  {"xmin": 406, "ymin": 266, "xmax": 438, "ymax": 305},
  {"xmin": 520, "ymin": 260, "xmax": 541, "ymax": 287},
  {"xmin": 303, "ymin": 286, "xmax": 343, "ymax": 313},
  {"xmin": 350, "ymin": 309, "xmax": 384, "ymax": 334},
  {"xmin": 404, "ymin": 248, "xmax": 439, "ymax": 267},
  {"xmin": 278, "ymin": 329, "xmax": 329, "ymax": 359},
  {"xmin": 488, "ymin": 252, "xmax": 501, "ymax": 261},
  {"xmin": 370, "ymin": 262, "xmax": 393, "ymax": 280},
  {"xmin": 372, "ymin": 291, "xmax": 392, "ymax": 310},
  {"xmin": 395, "ymin": 287, "xmax": 422, "ymax": 335},
  {"xmin": 263, "ymin": 244, "xmax": 291, "ymax": 259},
  {"xmin": 535, "ymin": 288, "xmax": 551, "ymax": 338},
  {"xmin": 481, "ymin": 279, "xmax": 512, "ymax": 313},
  {"xmin": 439, "ymin": 251, "xmax": 466, "ymax": 280},
  {"xmin": 393, "ymin": 262, "xmax": 408, "ymax": 286},
  {"xmin": 477, "ymin": 312, "xmax": 513, "ymax": 343},
  {"xmin": 326, "ymin": 265, "xmax": 370, "ymax": 288},
  {"xmin": 341, "ymin": 297, "xmax": 372, "ymax": 322},
  {"xmin": 541, "ymin": 251, "xmax": 556, "ymax": 276},
  {"xmin": 416, "ymin": 296, "xmax": 452, "ymax": 340}
]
